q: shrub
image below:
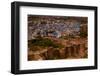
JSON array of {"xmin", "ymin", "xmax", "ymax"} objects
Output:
[{"xmin": 28, "ymin": 37, "xmax": 64, "ymax": 49}]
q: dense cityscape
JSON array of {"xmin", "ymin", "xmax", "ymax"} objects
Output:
[{"xmin": 28, "ymin": 15, "xmax": 88, "ymax": 61}]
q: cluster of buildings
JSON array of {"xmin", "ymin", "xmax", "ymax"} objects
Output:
[{"xmin": 28, "ymin": 15, "xmax": 87, "ymax": 40}]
